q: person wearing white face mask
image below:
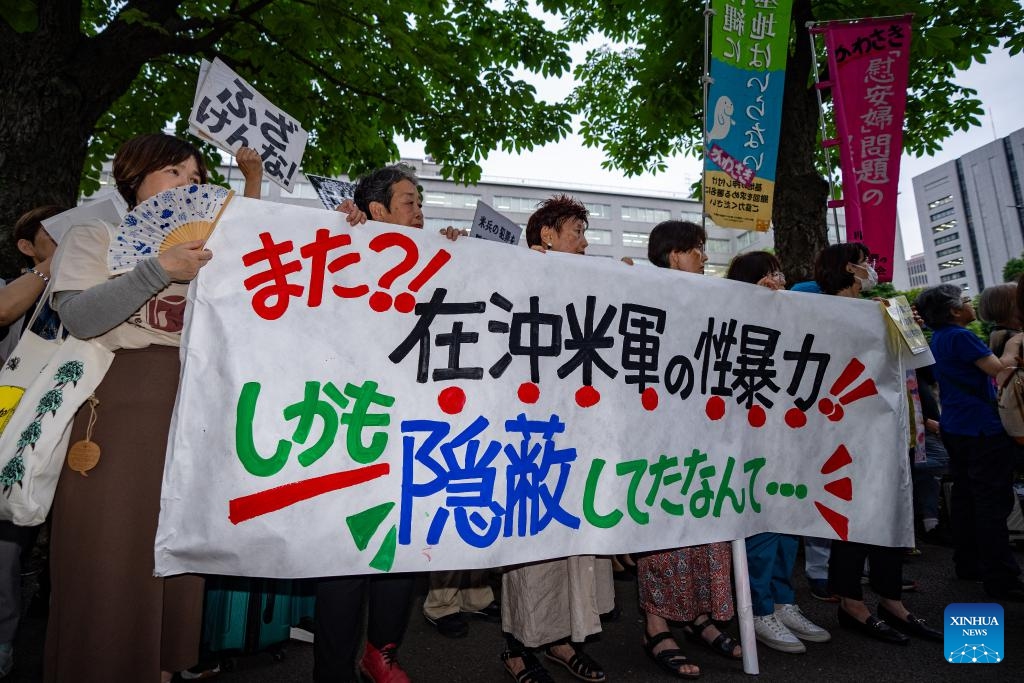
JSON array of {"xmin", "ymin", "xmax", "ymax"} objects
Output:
[{"xmin": 812, "ymin": 243, "xmax": 942, "ymax": 645}]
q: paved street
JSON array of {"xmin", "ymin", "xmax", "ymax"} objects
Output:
[{"xmin": 7, "ymin": 540, "xmax": 1023, "ymax": 682}]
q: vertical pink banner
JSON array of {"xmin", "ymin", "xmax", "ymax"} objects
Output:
[{"xmin": 821, "ymin": 16, "xmax": 912, "ymax": 283}]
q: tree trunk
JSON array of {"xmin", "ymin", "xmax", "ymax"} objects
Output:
[
  {"xmin": 0, "ymin": 17, "xmax": 90, "ymax": 277},
  {"xmin": 772, "ymin": 0, "xmax": 829, "ymax": 286},
  {"xmin": 0, "ymin": 5, "xmax": 172, "ymax": 278}
]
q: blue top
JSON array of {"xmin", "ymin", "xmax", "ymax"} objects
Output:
[
  {"xmin": 929, "ymin": 324, "xmax": 1002, "ymax": 436},
  {"xmin": 790, "ymin": 281, "xmax": 822, "ymax": 294}
]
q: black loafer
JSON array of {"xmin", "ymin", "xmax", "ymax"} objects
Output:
[
  {"xmin": 877, "ymin": 605, "xmax": 942, "ymax": 641},
  {"xmin": 464, "ymin": 600, "xmax": 501, "ymax": 621},
  {"xmin": 425, "ymin": 611, "xmax": 469, "ymax": 638},
  {"xmin": 837, "ymin": 607, "xmax": 909, "ymax": 645}
]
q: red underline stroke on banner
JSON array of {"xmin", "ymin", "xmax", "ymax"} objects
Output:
[{"xmin": 228, "ymin": 463, "xmax": 391, "ymax": 524}]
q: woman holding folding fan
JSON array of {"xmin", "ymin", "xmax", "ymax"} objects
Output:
[{"xmin": 43, "ymin": 133, "xmax": 262, "ymax": 683}]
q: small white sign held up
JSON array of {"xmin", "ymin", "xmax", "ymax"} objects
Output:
[
  {"xmin": 470, "ymin": 201, "xmax": 521, "ymax": 246},
  {"xmin": 189, "ymin": 58, "xmax": 308, "ymax": 191}
]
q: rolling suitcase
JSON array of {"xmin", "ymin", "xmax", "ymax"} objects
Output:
[{"xmin": 202, "ymin": 576, "xmax": 295, "ymax": 658}]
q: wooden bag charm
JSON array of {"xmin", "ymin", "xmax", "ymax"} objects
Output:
[{"xmin": 67, "ymin": 395, "xmax": 101, "ymax": 475}]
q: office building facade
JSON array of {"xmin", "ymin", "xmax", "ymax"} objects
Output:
[{"xmin": 911, "ymin": 127, "xmax": 1024, "ymax": 292}]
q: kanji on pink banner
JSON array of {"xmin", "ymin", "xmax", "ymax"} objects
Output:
[{"xmin": 818, "ymin": 16, "xmax": 912, "ymax": 282}]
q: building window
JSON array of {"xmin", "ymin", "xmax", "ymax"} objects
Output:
[
  {"xmin": 929, "ymin": 207, "xmax": 955, "ymax": 222},
  {"xmin": 935, "ymin": 245, "xmax": 961, "ymax": 258},
  {"xmin": 493, "ymin": 196, "xmax": 539, "ymax": 213},
  {"xmin": 622, "ymin": 231, "xmax": 650, "ymax": 248},
  {"xmin": 735, "ymin": 231, "xmax": 757, "ymax": 249},
  {"xmin": 923, "ymin": 177, "xmax": 948, "ymax": 191},
  {"xmin": 938, "ymin": 258, "xmax": 965, "ymax": 270},
  {"xmin": 931, "ymin": 220, "xmax": 956, "ymax": 234},
  {"xmin": 706, "ymin": 238, "xmax": 731, "ymax": 254},
  {"xmin": 621, "ymin": 206, "xmax": 672, "ymax": 223},
  {"xmin": 934, "ymin": 231, "xmax": 960, "ymax": 245},
  {"xmin": 423, "ymin": 191, "xmax": 480, "ymax": 209},
  {"xmin": 586, "ymin": 229, "xmax": 612, "ymax": 245},
  {"xmin": 679, "ymin": 211, "xmax": 704, "ymax": 223},
  {"xmin": 425, "ymin": 218, "xmax": 473, "ymax": 231},
  {"xmin": 927, "ymin": 195, "xmax": 953, "ymax": 210},
  {"xmin": 940, "ymin": 270, "xmax": 966, "ymax": 283},
  {"xmin": 585, "ymin": 203, "xmax": 611, "ymax": 219}
]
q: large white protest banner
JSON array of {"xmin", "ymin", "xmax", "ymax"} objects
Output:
[
  {"xmin": 155, "ymin": 197, "xmax": 913, "ymax": 578},
  {"xmin": 189, "ymin": 58, "xmax": 307, "ymax": 191}
]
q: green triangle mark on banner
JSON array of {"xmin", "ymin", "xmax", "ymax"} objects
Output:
[
  {"xmin": 368, "ymin": 525, "xmax": 398, "ymax": 572},
  {"xmin": 345, "ymin": 502, "xmax": 394, "ymax": 551}
]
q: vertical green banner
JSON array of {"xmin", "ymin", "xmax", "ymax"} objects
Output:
[{"xmin": 704, "ymin": 0, "xmax": 793, "ymax": 231}]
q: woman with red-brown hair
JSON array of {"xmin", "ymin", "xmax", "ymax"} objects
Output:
[{"xmin": 500, "ymin": 195, "xmax": 613, "ymax": 683}]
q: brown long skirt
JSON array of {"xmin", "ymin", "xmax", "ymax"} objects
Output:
[{"xmin": 44, "ymin": 346, "xmax": 203, "ymax": 683}]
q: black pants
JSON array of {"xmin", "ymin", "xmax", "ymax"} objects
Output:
[
  {"xmin": 942, "ymin": 431, "xmax": 1021, "ymax": 591},
  {"xmin": 313, "ymin": 573, "xmax": 415, "ymax": 682},
  {"xmin": 828, "ymin": 541, "xmax": 902, "ymax": 601}
]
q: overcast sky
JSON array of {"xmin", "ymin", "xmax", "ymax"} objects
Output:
[{"xmin": 398, "ymin": 37, "xmax": 1023, "ymax": 259}]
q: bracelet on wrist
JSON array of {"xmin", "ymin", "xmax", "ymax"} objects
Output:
[{"xmin": 28, "ymin": 267, "xmax": 50, "ymax": 283}]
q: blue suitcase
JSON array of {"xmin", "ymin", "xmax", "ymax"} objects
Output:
[{"xmin": 202, "ymin": 577, "xmax": 295, "ymax": 655}]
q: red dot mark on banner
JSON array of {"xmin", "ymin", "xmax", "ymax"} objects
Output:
[
  {"xmin": 785, "ymin": 407, "xmax": 807, "ymax": 429},
  {"xmin": 827, "ymin": 404, "xmax": 845, "ymax": 422},
  {"xmin": 518, "ymin": 382, "xmax": 540, "ymax": 404},
  {"xmin": 368, "ymin": 291, "xmax": 392, "ymax": 312},
  {"xmin": 706, "ymin": 396, "xmax": 726, "ymax": 421},
  {"xmin": 575, "ymin": 385, "xmax": 600, "ymax": 408},
  {"xmin": 641, "ymin": 387, "xmax": 659, "ymax": 411},
  {"xmin": 748, "ymin": 405, "xmax": 767, "ymax": 428},
  {"xmin": 437, "ymin": 387, "xmax": 466, "ymax": 414},
  {"xmin": 818, "ymin": 397, "xmax": 834, "ymax": 415},
  {"xmin": 394, "ymin": 292, "xmax": 416, "ymax": 313}
]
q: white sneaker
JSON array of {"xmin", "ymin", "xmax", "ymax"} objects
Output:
[
  {"xmin": 753, "ymin": 613, "xmax": 806, "ymax": 653},
  {"xmin": 775, "ymin": 603, "xmax": 832, "ymax": 643}
]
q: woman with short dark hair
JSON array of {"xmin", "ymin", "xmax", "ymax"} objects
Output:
[
  {"xmin": 814, "ymin": 242, "xmax": 874, "ymax": 296},
  {"xmin": 725, "ymin": 252, "xmax": 832, "ymax": 654},
  {"xmin": 634, "ymin": 220, "xmax": 737, "ymax": 680},
  {"xmin": 45, "ymin": 133, "xmax": 214, "ymax": 682}
]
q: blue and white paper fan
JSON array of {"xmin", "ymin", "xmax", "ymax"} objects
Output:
[{"xmin": 108, "ymin": 183, "xmax": 233, "ymax": 274}]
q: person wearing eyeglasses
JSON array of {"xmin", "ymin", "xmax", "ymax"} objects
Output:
[{"xmin": 916, "ymin": 284, "xmax": 1024, "ymax": 602}]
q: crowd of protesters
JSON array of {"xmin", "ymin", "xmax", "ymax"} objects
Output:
[{"xmin": 1, "ymin": 133, "xmax": 1023, "ymax": 682}]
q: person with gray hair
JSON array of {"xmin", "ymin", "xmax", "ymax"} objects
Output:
[
  {"xmin": 916, "ymin": 283, "xmax": 1024, "ymax": 601},
  {"xmin": 348, "ymin": 163, "xmax": 465, "ymax": 242}
]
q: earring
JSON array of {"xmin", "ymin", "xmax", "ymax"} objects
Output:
[{"xmin": 545, "ymin": 242, "xmax": 553, "ymax": 249}]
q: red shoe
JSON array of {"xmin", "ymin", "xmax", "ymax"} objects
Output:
[{"xmin": 360, "ymin": 642, "xmax": 411, "ymax": 683}]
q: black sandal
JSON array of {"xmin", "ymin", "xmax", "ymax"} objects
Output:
[
  {"xmin": 501, "ymin": 649, "xmax": 556, "ymax": 683},
  {"xmin": 684, "ymin": 617, "xmax": 742, "ymax": 660},
  {"xmin": 643, "ymin": 631, "xmax": 701, "ymax": 680},
  {"xmin": 544, "ymin": 642, "xmax": 607, "ymax": 683}
]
